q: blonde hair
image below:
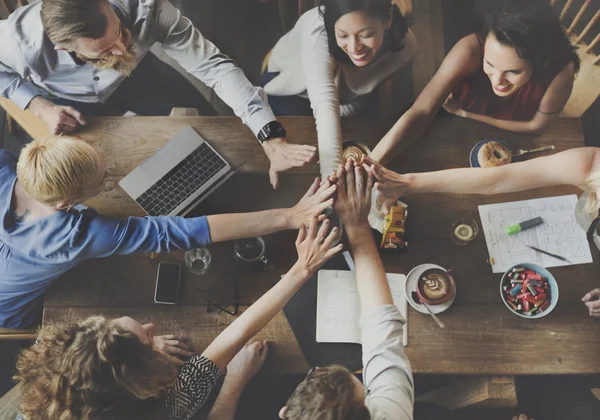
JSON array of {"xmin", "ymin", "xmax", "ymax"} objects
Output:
[
  {"xmin": 15, "ymin": 316, "xmax": 177, "ymax": 420},
  {"xmin": 584, "ymin": 168, "xmax": 600, "ymax": 216},
  {"xmin": 284, "ymin": 365, "xmax": 370, "ymax": 420},
  {"xmin": 17, "ymin": 136, "xmax": 103, "ymax": 205}
]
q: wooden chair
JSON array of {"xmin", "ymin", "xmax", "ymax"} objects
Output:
[
  {"xmin": 0, "ymin": 383, "xmax": 21, "ymax": 420},
  {"xmin": 0, "ymin": 326, "xmax": 37, "ymax": 341},
  {"xmin": 551, "ymin": 0, "xmax": 600, "ymax": 117},
  {"xmin": 0, "ymin": 0, "xmax": 50, "ymax": 141}
]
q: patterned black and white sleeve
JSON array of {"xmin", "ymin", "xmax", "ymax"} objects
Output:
[{"xmin": 165, "ymin": 355, "xmax": 224, "ymax": 420}]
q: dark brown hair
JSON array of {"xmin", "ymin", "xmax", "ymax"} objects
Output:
[
  {"xmin": 41, "ymin": 0, "xmax": 109, "ymax": 44},
  {"xmin": 284, "ymin": 365, "xmax": 371, "ymax": 420}
]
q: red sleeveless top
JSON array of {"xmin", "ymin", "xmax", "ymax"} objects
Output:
[{"xmin": 451, "ymin": 34, "xmax": 556, "ymax": 121}]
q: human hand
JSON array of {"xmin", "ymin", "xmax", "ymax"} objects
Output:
[
  {"xmin": 582, "ymin": 288, "xmax": 600, "ymax": 317},
  {"xmin": 287, "ymin": 177, "xmax": 336, "ymax": 229},
  {"xmin": 262, "ymin": 138, "xmax": 316, "ymax": 189},
  {"xmin": 295, "ymin": 216, "xmax": 343, "ymax": 274},
  {"xmin": 442, "ymin": 94, "xmax": 467, "ymax": 118},
  {"xmin": 226, "ymin": 341, "xmax": 269, "ymax": 383},
  {"xmin": 512, "ymin": 414, "xmax": 533, "ymax": 420},
  {"xmin": 153, "ymin": 335, "xmax": 196, "ymax": 366},
  {"xmin": 333, "ymin": 160, "xmax": 373, "ymax": 229},
  {"xmin": 28, "ymin": 96, "xmax": 86, "ymax": 135},
  {"xmin": 363, "ymin": 156, "xmax": 409, "ymax": 215}
]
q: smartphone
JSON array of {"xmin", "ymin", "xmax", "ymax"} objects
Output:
[{"xmin": 154, "ymin": 262, "xmax": 181, "ymax": 305}]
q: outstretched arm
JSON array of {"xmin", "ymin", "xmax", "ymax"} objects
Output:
[
  {"xmin": 370, "ymin": 35, "xmax": 481, "ymax": 164},
  {"xmin": 364, "ymin": 147, "xmax": 600, "ymax": 214},
  {"xmin": 202, "ymin": 217, "xmax": 343, "ymax": 372}
]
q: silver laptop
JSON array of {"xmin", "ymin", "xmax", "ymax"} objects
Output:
[{"xmin": 119, "ymin": 127, "xmax": 234, "ymax": 217}]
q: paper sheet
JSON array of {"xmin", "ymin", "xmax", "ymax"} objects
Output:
[
  {"xmin": 316, "ymin": 270, "xmax": 408, "ymax": 346},
  {"xmin": 478, "ymin": 195, "xmax": 593, "ymax": 273}
]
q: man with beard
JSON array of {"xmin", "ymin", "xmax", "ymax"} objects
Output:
[{"xmin": 0, "ymin": 0, "xmax": 316, "ymax": 189}]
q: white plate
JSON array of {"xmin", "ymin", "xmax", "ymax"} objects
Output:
[{"xmin": 405, "ymin": 263, "xmax": 456, "ymax": 314}]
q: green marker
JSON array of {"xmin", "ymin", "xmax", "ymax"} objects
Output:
[{"xmin": 505, "ymin": 216, "xmax": 543, "ymax": 235}]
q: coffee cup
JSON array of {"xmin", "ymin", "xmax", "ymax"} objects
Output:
[
  {"xmin": 233, "ymin": 237, "xmax": 273, "ymax": 269},
  {"xmin": 416, "ymin": 268, "xmax": 456, "ymax": 305}
]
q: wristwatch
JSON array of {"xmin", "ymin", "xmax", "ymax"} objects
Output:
[{"xmin": 257, "ymin": 121, "xmax": 287, "ymax": 143}]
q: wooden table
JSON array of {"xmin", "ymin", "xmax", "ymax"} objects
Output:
[{"xmin": 44, "ymin": 116, "xmax": 600, "ymax": 375}]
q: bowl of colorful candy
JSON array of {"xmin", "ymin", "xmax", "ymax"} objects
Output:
[{"xmin": 500, "ymin": 263, "xmax": 558, "ymax": 319}]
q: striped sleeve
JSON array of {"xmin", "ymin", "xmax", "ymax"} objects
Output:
[{"xmin": 165, "ymin": 356, "xmax": 224, "ymax": 420}]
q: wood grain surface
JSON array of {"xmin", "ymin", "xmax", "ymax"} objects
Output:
[{"xmin": 45, "ymin": 116, "xmax": 600, "ymax": 374}]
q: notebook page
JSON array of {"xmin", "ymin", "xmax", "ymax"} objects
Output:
[{"xmin": 316, "ymin": 270, "xmax": 408, "ymax": 345}]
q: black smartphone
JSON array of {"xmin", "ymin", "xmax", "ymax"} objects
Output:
[{"xmin": 154, "ymin": 262, "xmax": 181, "ymax": 305}]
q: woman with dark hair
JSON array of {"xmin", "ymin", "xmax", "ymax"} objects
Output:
[
  {"xmin": 261, "ymin": 0, "xmax": 417, "ymax": 177},
  {"xmin": 370, "ymin": 0, "xmax": 580, "ymax": 164}
]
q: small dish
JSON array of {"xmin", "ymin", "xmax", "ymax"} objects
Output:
[
  {"xmin": 406, "ymin": 264, "xmax": 456, "ymax": 315},
  {"xmin": 469, "ymin": 138, "xmax": 512, "ymax": 168},
  {"xmin": 500, "ymin": 262, "xmax": 558, "ymax": 319}
]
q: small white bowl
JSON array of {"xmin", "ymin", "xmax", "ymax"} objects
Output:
[{"xmin": 500, "ymin": 263, "xmax": 558, "ymax": 319}]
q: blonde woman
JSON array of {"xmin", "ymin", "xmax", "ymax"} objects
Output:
[
  {"xmin": 363, "ymin": 147, "xmax": 600, "ymax": 317},
  {"xmin": 15, "ymin": 218, "xmax": 343, "ymax": 419},
  {"xmin": 0, "ymin": 137, "xmax": 336, "ymax": 329}
]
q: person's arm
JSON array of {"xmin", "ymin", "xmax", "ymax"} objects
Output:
[
  {"xmin": 152, "ymin": 0, "xmax": 316, "ymax": 189},
  {"xmin": 202, "ymin": 217, "xmax": 343, "ymax": 371},
  {"xmin": 300, "ymin": 20, "xmax": 343, "ymax": 179},
  {"xmin": 363, "ymin": 148, "xmax": 598, "ymax": 213},
  {"xmin": 84, "ymin": 177, "xmax": 335, "ymax": 257},
  {"xmin": 334, "ymin": 162, "xmax": 413, "ymax": 419},
  {"xmin": 445, "ymin": 62, "xmax": 576, "ymax": 134},
  {"xmin": 370, "ymin": 34, "xmax": 481, "ymax": 164}
]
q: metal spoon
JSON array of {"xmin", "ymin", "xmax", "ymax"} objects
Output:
[
  {"xmin": 411, "ymin": 291, "xmax": 445, "ymax": 328},
  {"xmin": 511, "ymin": 145, "xmax": 555, "ymax": 158}
]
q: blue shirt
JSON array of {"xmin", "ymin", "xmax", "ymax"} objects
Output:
[{"xmin": 0, "ymin": 150, "xmax": 211, "ymax": 328}]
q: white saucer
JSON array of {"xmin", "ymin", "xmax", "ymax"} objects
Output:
[{"xmin": 405, "ymin": 263, "xmax": 456, "ymax": 314}]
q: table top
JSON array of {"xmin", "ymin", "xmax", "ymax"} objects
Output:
[{"xmin": 44, "ymin": 116, "xmax": 600, "ymax": 374}]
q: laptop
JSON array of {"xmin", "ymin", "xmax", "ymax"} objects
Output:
[{"xmin": 119, "ymin": 127, "xmax": 236, "ymax": 217}]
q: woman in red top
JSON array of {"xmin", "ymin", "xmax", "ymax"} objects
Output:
[{"xmin": 370, "ymin": 0, "xmax": 580, "ymax": 164}]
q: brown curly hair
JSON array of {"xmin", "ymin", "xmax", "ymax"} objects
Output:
[
  {"xmin": 283, "ymin": 365, "xmax": 371, "ymax": 420},
  {"xmin": 15, "ymin": 316, "xmax": 178, "ymax": 420}
]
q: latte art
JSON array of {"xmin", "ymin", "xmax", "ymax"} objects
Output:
[
  {"xmin": 342, "ymin": 145, "xmax": 365, "ymax": 162},
  {"xmin": 421, "ymin": 273, "xmax": 450, "ymax": 300}
]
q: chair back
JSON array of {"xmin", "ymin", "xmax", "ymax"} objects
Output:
[
  {"xmin": 551, "ymin": 0, "xmax": 600, "ymax": 117},
  {"xmin": 0, "ymin": 0, "xmax": 29, "ymax": 19},
  {"xmin": 0, "ymin": 326, "xmax": 37, "ymax": 341}
]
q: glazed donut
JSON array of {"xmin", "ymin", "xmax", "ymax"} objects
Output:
[
  {"xmin": 478, "ymin": 141, "xmax": 511, "ymax": 168},
  {"xmin": 342, "ymin": 145, "xmax": 366, "ymax": 163}
]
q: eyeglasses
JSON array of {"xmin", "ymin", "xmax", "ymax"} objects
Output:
[
  {"xmin": 205, "ymin": 267, "xmax": 240, "ymax": 316},
  {"xmin": 587, "ymin": 210, "xmax": 600, "ymax": 242},
  {"xmin": 305, "ymin": 366, "xmax": 371, "ymax": 397}
]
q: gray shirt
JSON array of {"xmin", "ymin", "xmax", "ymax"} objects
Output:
[
  {"xmin": 360, "ymin": 304, "xmax": 414, "ymax": 419},
  {"xmin": 0, "ymin": 0, "xmax": 275, "ymax": 136}
]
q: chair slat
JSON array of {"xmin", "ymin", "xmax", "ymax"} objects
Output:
[
  {"xmin": 0, "ymin": 0, "xmax": 15, "ymax": 15},
  {"xmin": 567, "ymin": 0, "xmax": 592, "ymax": 34},
  {"xmin": 561, "ymin": 0, "xmax": 577, "ymax": 20},
  {"xmin": 576, "ymin": 9, "xmax": 600, "ymax": 44},
  {"xmin": 585, "ymin": 31, "xmax": 600, "ymax": 52}
]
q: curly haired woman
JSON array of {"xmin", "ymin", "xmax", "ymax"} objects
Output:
[{"xmin": 15, "ymin": 217, "xmax": 343, "ymax": 419}]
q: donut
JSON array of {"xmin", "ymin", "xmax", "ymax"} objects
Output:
[
  {"xmin": 477, "ymin": 141, "xmax": 511, "ymax": 168},
  {"xmin": 342, "ymin": 145, "xmax": 366, "ymax": 163}
]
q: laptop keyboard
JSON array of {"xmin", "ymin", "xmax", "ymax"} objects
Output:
[{"xmin": 135, "ymin": 143, "xmax": 227, "ymax": 216}]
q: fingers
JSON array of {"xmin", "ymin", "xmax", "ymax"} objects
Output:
[
  {"xmin": 344, "ymin": 160, "xmax": 355, "ymax": 195},
  {"xmin": 316, "ymin": 219, "xmax": 331, "ymax": 244},
  {"xmin": 168, "ymin": 355, "xmax": 185, "ymax": 366},
  {"xmin": 582, "ymin": 288, "xmax": 600, "ymax": 302},
  {"xmin": 270, "ymin": 169, "xmax": 279, "ymax": 190},
  {"xmin": 322, "ymin": 226, "xmax": 339, "ymax": 249},
  {"xmin": 307, "ymin": 216, "xmax": 319, "ymax": 240},
  {"xmin": 584, "ymin": 299, "xmax": 600, "ymax": 310},
  {"xmin": 325, "ymin": 243, "xmax": 344, "ymax": 259},
  {"xmin": 303, "ymin": 177, "xmax": 321, "ymax": 198},
  {"xmin": 366, "ymin": 170, "xmax": 374, "ymax": 192},
  {"xmin": 382, "ymin": 197, "xmax": 396, "ymax": 215},
  {"xmin": 260, "ymin": 340, "xmax": 269, "ymax": 359},
  {"xmin": 59, "ymin": 111, "xmax": 79, "ymax": 129},
  {"xmin": 315, "ymin": 198, "xmax": 335, "ymax": 216},
  {"xmin": 64, "ymin": 106, "xmax": 86, "ymax": 125},
  {"xmin": 317, "ymin": 184, "xmax": 337, "ymax": 202},
  {"xmin": 354, "ymin": 165, "xmax": 365, "ymax": 196},
  {"xmin": 296, "ymin": 223, "xmax": 307, "ymax": 246}
]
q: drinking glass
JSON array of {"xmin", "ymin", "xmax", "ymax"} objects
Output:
[{"xmin": 184, "ymin": 247, "xmax": 212, "ymax": 275}]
